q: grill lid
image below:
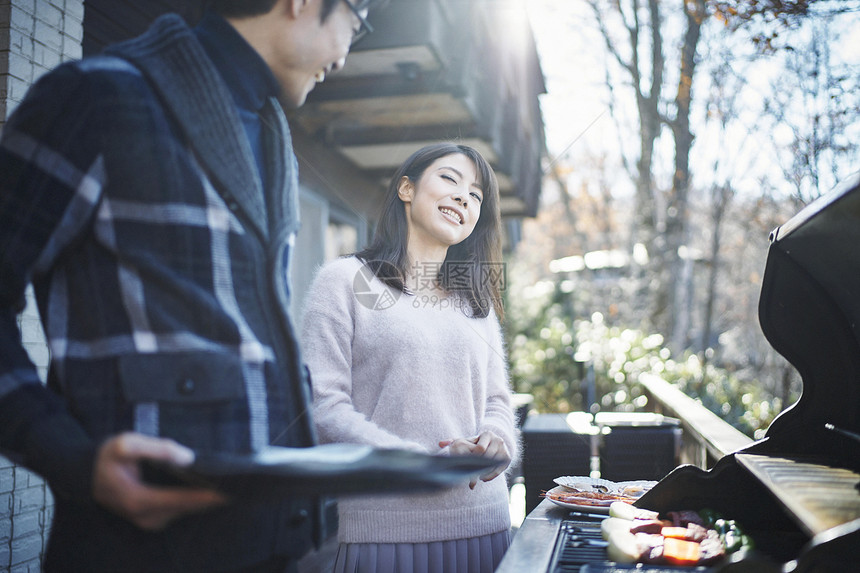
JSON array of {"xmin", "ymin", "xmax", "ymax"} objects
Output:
[{"xmin": 757, "ymin": 173, "xmax": 860, "ymax": 461}]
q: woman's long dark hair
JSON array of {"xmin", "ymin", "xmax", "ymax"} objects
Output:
[{"xmin": 355, "ymin": 143, "xmax": 504, "ymax": 319}]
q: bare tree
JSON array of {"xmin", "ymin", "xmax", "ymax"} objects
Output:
[
  {"xmin": 761, "ymin": 18, "xmax": 860, "ymax": 202},
  {"xmin": 586, "ymin": 0, "xmax": 665, "ymax": 329},
  {"xmin": 584, "ymin": 0, "xmax": 852, "ymax": 347},
  {"xmin": 664, "ymin": 0, "xmax": 708, "ymax": 350},
  {"xmin": 697, "ymin": 52, "xmax": 744, "ymax": 362}
]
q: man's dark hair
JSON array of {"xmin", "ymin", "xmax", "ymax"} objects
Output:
[
  {"xmin": 207, "ymin": 0, "xmax": 375, "ymax": 21},
  {"xmin": 207, "ymin": 0, "xmax": 279, "ymax": 18}
]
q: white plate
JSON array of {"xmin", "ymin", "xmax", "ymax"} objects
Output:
[
  {"xmin": 553, "ymin": 475, "xmax": 615, "ymax": 492},
  {"xmin": 553, "ymin": 476, "xmax": 657, "ymax": 498},
  {"xmin": 543, "ymin": 485, "xmax": 615, "ymax": 514},
  {"xmin": 614, "ymin": 480, "xmax": 658, "ymax": 498}
]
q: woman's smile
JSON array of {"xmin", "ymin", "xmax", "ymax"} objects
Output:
[{"xmin": 439, "ymin": 206, "xmax": 464, "ymax": 225}]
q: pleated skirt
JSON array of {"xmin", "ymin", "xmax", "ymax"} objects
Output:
[{"xmin": 332, "ymin": 530, "xmax": 511, "ymax": 573}]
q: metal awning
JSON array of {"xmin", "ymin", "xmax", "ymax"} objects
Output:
[
  {"xmin": 293, "ymin": 0, "xmax": 547, "ymax": 217},
  {"xmin": 82, "ymin": 0, "xmax": 547, "ymax": 218}
]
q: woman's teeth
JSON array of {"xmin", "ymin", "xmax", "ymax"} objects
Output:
[{"xmin": 440, "ymin": 208, "xmax": 462, "ymax": 224}]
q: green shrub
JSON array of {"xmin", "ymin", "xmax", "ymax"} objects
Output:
[{"xmin": 508, "ymin": 310, "xmax": 779, "ymax": 437}]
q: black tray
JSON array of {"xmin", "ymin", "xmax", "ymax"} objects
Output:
[{"xmin": 141, "ymin": 443, "xmax": 499, "ymax": 499}]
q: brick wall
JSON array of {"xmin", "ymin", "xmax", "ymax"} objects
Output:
[
  {"xmin": 0, "ymin": 457, "xmax": 53, "ymax": 573},
  {"xmin": 1, "ymin": 1, "xmax": 84, "ymax": 571},
  {"xmin": 1, "ymin": 0, "xmax": 83, "ymax": 120},
  {"xmin": 0, "ymin": 297, "xmax": 55, "ymax": 573}
]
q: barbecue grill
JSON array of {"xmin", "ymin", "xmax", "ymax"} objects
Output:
[
  {"xmin": 635, "ymin": 173, "xmax": 860, "ymax": 571},
  {"xmin": 499, "ymin": 174, "xmax": 860, "ymax": 572}
]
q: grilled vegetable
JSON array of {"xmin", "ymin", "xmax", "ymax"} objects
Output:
[
  {"xmin": 663, "ymin": 537, "xmax": 701, "ymax": 566},
  {"xmin": 703, "ymin": 513, "xmax": 755, "ymax": 554},
  {"xmin": 606, "ymin": 529, "xmax": 641, "ymax": 563},
  {"xmin": 660, "ymin": 526, "xmax": 690, "ymax": 539},
  {"xmin": 698, "ymin": 508, "xmax": 720, "ymax": 527},
  {"xmin": 601, "ymin": 517, "xmax": 634, "ymax": 540},
  {"xmin": 609, "ymin": 501, "xmax": 659, "ymax": 520}
]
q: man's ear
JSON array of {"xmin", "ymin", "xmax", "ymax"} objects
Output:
[
  {"xmin": 284, "ymin": 0, "xmax": 311, "ymax": 19},
  {"xmin": 397, "ymin": 177, "xmax": 414, "ymax": 203}
]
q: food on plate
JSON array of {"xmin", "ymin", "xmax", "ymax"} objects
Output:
[
  {"xmin": 545, "ymin": 487, "xmax": 635, "ymax": 507},
  {"xmin": 618, "ymin": 484, "xmax": 650, "ymax": 498},
  {"xmin": 603, "ymin": 502, "xmax": 754, "ymax": 567},
  {"xmin": 543, "ymin": 477, "xmax": 657, "ymax": 508}
]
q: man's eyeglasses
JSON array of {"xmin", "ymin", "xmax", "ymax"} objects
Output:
[{"xmin": 342, "ymin": 0, "xmax": 374, "ymax": 46}]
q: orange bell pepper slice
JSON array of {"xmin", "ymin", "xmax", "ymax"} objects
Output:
[
  {"xmin": 661, "ymin": 526, "xmax": 691, "ymax": 539},
  {"xmin": 663, "ymin": 537, "xmax": 701, "ymax": 566}
]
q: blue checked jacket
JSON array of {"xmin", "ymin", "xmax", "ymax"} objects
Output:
[{"xmin": 0, "ymin": 14, "xmax": 319, "ymax": 570}]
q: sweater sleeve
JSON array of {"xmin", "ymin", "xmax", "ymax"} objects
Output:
[
  {"xmin": 0, "ymin": 63, "xmax": 103, "ymax": 502},
  {"xmin": 301, "ymin": 260, "xmax": 429, "ymax": 453},
  {"xmin": 479, "ymin": 310, "xmax": 521, "ymax": 467}
]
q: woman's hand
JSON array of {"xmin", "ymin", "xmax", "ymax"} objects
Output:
[
  {"xmin": 439, "ymin": 430, "xmax": 511, "ymax": 489},
  {"xmin": 92, "ymin": 432, "xmax": 226, "ymax": 530}
]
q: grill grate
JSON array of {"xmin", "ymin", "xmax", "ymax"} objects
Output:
[
  {"xmin": 548, "ymin": 518, "xmax": 711, "ymax": 573},
  {"xmin": 549, "ymin": 520, "xmax": 611, "ymax": 573}
]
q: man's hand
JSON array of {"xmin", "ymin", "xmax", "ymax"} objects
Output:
[
  {"xmin": 439, "ymin": 431, "xmax": 511, "ymax": 489},
  {"xmin": 92, "ymin": 432, "xmax": 226, "ymax": 531}
]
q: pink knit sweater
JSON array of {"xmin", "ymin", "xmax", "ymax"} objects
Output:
[{"xmin": 301, "ymin": 256, "xmax": 519, "ymax": 543}]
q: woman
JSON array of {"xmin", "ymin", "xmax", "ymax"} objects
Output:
[{"xmin": 301, "ymin": 143, "xmax": 518, "ymax": 573}]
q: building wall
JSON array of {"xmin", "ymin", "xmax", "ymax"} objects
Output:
[{"xmin": 1, "ymin": 1, "xmax": 84, "ymax": 571}]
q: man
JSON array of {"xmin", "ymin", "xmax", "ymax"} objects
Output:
[{"xmin": 0, "ymin": 0, "xmax": 383, "ymax": 570}]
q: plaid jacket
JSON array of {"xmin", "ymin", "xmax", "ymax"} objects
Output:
[{"xmin": 0, "ymin": 14, "xmax": 318, "ymax": 570}]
